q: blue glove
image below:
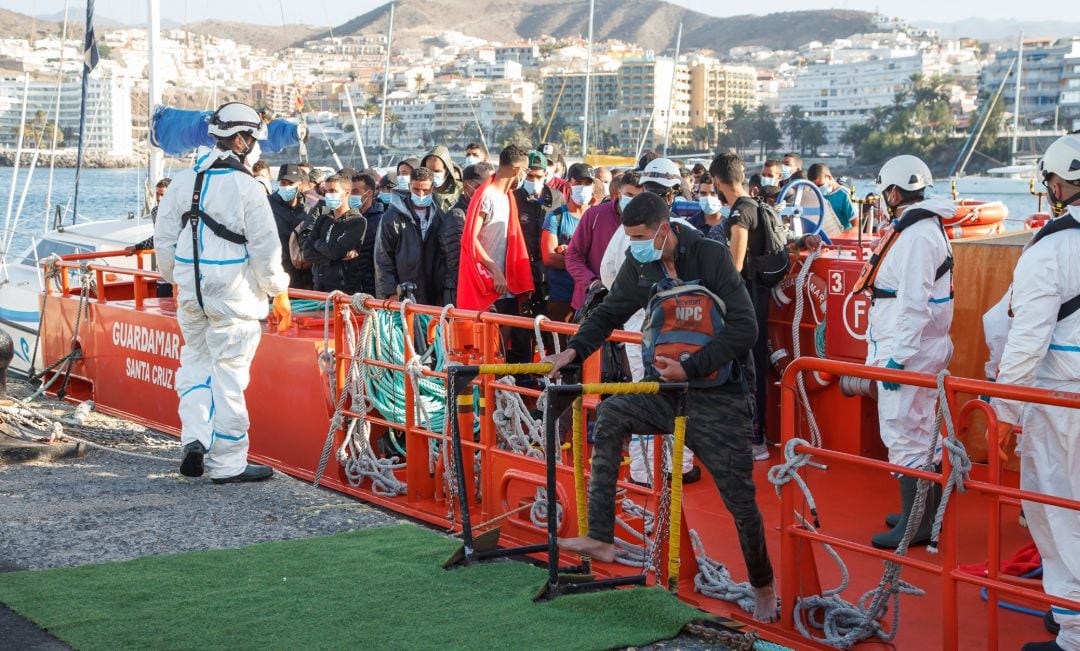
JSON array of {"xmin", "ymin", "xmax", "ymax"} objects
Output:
[{"xmin": 881, "ymin": 358, "xmax": 904, "ymax": 391}]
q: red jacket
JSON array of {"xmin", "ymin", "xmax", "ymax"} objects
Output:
[{"xmin": 457, "ymin": 177, "xmax": 534, "ymax": 311}]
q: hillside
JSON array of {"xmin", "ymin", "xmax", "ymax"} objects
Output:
[
  {"xmin": 300, "ymin": 1, "xmax": 880, "ymax": 54},
  {"xmin": 185, "ymin": 20, "xmax": 325, "ymax": 53},
  {"xmin": 0, "ymin": 8, "xmax": 59, "ymax": 40}
]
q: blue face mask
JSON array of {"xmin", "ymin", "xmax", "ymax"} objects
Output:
[
  {"xmin": 378, "ymin": 191, "xmax": 393, "ymax": 204},
  {"xmin": 720, "ymin": 206, "xmax": 731, "ymax": 219},
  {"xmin": 629, "ymin": 229, "xmax": 667, "ymax": 264},
  {"xmin": 699, "ymin": 195, "xmax": 722, "ymax": 215},
  {"xmin": 324, "ymin": 193, "xmax": 342, "ymax": 210},
  {"xmin": 396, "ymin": 175, "xmax": 410, "ymax": 190},
  {"xmin": 781, "ymin": 165, "xmax": 794, "ymax": 180},
  {"xmin": 618, "ymin": 195, "xmax": 633, "ymax": 212},
  {"xmin": 760, "ymin": 176, "xmax": 778, "ymax": 188},
  {"xmin": 411, "ymin": 193, "xmax": 433, "ymax": 208},
  {"xmin": 523, "ymin": 178, "xmax": 544, "ymax": 197},
  {"xmin": 277, "ymin": 185, "xmax": 298, "ymax": 201},
  {"xmin": 465, "ymin": 155, "xmax": 481, "ymax": 167},
  {"xmin": 348, "ymin": 195, "xmax": 364, "ymax": 211},
  {"xmin": 432, "ymin": 172, "xmax": 446, "ymax": 187}
]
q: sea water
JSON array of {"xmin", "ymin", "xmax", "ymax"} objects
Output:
[{"xmin": 0, "ymin": 167, "xmax": 1050, "ymax": 260}]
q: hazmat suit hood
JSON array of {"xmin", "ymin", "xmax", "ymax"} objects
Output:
[{"xmin": 895, "ymin": 196, "xmax": 955, "ymax": 223}]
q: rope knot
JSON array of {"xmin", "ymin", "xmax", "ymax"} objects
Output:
[
  {"xmin": 350, "ymin": 292, "xmax": 376, "ymax": 316},
  {"xmin": 767, "ymin": 438, "xmax": 824, "ymax": 527}
]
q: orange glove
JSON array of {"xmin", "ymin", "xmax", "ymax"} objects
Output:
[
  {"xmin": 272, "ymin": 292, "xmax": 292, "ymax": 333},
  {"xmin": 989, "ymin": 421, "xmax": 1016, "ymax": 461}
]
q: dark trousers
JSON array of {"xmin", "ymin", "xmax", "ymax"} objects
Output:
[
  {"xmin": 750, "ymin": 284, "xmax": 771, "ymax": 445},
  {"xmin": 494, "ymin": 297, "xmax": 534, "ymax": 365},
  {"xmin": 586, "ymin": 389, "xmax": 774, "ymax": 588}
]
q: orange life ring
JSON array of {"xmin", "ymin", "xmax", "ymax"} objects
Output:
[
  {"xmin": 767, "ymin": 261, "xmax": 832, "ymax": 392},
  {"xmin": 945, "ymin": 200, "xmax": 1008, "ymax": 227},
  {"xmin": 1025, "ymin": 213, "xmax": 1051, "ymax": 230},
  {"xmin": 945, "ymin": 222, "xmax": 1005, "ymax": 240}
]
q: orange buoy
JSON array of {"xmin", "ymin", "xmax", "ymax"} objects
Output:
[
  {"xmin": 945, "ymin": 222, "xmax": 1005, "ymax": 239},
  {"xmin": 1025, "ymin": 213, "xmax": 1051, "ymax": 230},
  {"xmin": 946, "ymin": 200, "xmax": 1008, "ymax": 227}
]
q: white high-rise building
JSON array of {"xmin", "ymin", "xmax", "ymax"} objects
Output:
[
  {"xmin": 0, "ymin": 73, "xmax": 134, "ymax": 157},
  {"xmin": 778, "ymin": 53, "xmax": 939, "ymax": 146}
]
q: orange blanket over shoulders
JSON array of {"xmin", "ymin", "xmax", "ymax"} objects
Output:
[{"xmin": 456, "ymin": 176, "xmax": 534, "ymax": 311}]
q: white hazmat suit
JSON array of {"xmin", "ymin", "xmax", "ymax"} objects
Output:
[
  {"xmin": 992, "ymin": 207, "xmax": 1080, "ymax": 651},
  {"xmin": 155, "ymin": 148, "xmax": 290, "ymax": 479},
  {"xmin": 865, "ymin": 197, "xmax": 955, "ymax": 469}
]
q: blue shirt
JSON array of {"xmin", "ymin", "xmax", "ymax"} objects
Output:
[
  {"xmin": 542, "ymin": 207, "xmax": 581, "ymax": 302},
  {"xmin": 825, "ymin": 187, "xmax": 856, "ymax": 230}
]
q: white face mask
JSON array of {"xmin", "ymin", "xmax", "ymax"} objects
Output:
[
  {"xmin": 570, "ymin": 184, "xmax": 594, "ymax": 206},
  {"xmin": 244, "ymin": 140, "xmax": 261, "ymax": 171}
]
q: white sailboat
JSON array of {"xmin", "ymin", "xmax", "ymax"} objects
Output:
[{"xmin": 0, "ymin": 0, "xmax": 157, "ymax": 377}]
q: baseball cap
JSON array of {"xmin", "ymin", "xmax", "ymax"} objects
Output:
[
  {"xmin": 538, "ymin": 143, "xmax": 560, "ymax": 161},
  {"xmin": 278, "ymin": 164, "xmax": 304, "ymax": 183},
  {"xmin": 566, "ymin": 163, "xmax": 595, "ymax": 182},
  {"xmin": 463, "ymin": 162, "xmax": 495, "ymax": 182},
  {"xmin": 527, "ymin": 151, "xmax": 548, "ymax": 170}
]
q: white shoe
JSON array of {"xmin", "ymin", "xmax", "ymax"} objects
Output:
[{"xmin": 752, "ymin": 443, "xmax": 770, "ymax": 462}]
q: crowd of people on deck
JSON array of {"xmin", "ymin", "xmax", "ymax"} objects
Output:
[{"xmin": 147, "ymin": 101, "xmax": 1080, "ymax": 650}]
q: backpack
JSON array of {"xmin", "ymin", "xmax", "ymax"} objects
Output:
[
  {"xmin": 745, "ymin": 199, "xmax": 790, "ymax": 288},
  {"xmin": 641, "ymin": 278, "xmax": 732, "ymax": 388},
  {"xmin": 289, "ymin": 222, "xmax": 312, "ymax": 270}
]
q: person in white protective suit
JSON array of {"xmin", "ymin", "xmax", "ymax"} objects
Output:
[
  {"xmin": 155, "ymin": 102, "xmax": 292, "ymax": 484},
  {"xmin": 993, "ymin": 134, "xmax": 1080, "ymax": 651},
  {"xmin": 863, "ymin": 154, "xmax": 955, "ymax": 549},
  {"xmin": 600, "ymin": 214, "xmax": 698, "ymax": 485}
]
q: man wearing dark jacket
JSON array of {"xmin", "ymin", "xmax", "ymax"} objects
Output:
[
  {"xmin": 349, "ymin": 171, "xmax": 383, "ymax": 296},
  {"xmin": 301, "ymin": 173, "xmax": 368, "ymax": 293},
  {"xmin": 374, "ymin": 167, "xmax": 448, "ymax": 304},
  {"xmin": 543, "ymin": 192, "xmax": 777, "ymax": 624},
  {"xmin": 421, "ymin": 145, "xmax": 462, "ymax": 213},
  {"xmin": 269, "ymin": 164, "xmax": 312, "ymax": 289},
  {"xmin": 444, "ymin": 162, "xmax": 495, "ymax": 304}
]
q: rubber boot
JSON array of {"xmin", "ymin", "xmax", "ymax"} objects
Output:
[{"xmin": 872, "ymin": 475, "xmax": 941, "ymax": 550}]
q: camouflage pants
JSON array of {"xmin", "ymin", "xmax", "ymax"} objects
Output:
[{"xmin": 587, "ymin": 388, "xmax": 774, "ymax": 588}]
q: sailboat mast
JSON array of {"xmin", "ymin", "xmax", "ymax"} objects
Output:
[
  {"xmin": 43, "ymin": 0, "xmax": 70, "ymax": 233},
  {"xmin": 148, "ymin": 0, "xmax": 164, "ymax": 189},
  {"xmin": 379, "ymin": 1, "xmax": 395, "ymax": 155},
  {"xmin": 1010, "ymin": 32, "xmax": 1023, "ymax": 166},
  {"xmin": 581, "ymin": 0, "xmax": 594, "ymax": 160},
  {"xmin": 662, "ymin": 22, "xmax": 682, "ymax": 157}
]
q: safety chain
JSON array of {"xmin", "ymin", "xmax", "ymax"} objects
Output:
[{"xmin": 682, "ymin": 622, "xmax": 761, "ymax": 651}]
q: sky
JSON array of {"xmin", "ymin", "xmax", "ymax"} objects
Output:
[{"xmin": 0, "ymin": 0, "xmax": 1038, "ymax": 27}]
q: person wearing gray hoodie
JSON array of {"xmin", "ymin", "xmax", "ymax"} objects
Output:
[{"xmin": 421, "ymin": 145, "xmax": 463, "ymax": 213}]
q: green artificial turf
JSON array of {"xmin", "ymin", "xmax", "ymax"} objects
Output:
[{"xmin": 0, "ymin": 524, "xmax": 702, "ymax": 650}]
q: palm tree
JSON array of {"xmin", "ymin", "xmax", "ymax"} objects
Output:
[
  {"xmin": 783, "ymin": 105, "xmax": 807, "ymax": 153},
  {"xmin": 559, "ymin": 127, "xmax": 581, "ymax": 151},
  {"xmin": 752, "ymin": 105, "xmax": 780, "ymax": 159}
]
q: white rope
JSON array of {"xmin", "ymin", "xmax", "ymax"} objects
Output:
[
  {"xmin": 533, "ymin": 314, "xmax": 562, "ymax": 360},
  {"xmin": 492, "ymin": 375, "xmax": 545, "ymax": 459},
  {"xmin": 690, "ymin": 529, "xmax": 757, "ymax": 613},
  {"xmin": 791, "ymin": 247, "xmax": 824, "ymax": 448},
  {"xmin": 927, "ymin": 370, "xmax": 971, "ymax": 553}
]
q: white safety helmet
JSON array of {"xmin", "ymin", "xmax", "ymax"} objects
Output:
[
  {"xmin": 1038, "ymin": 134, "xmax": 1080, "ymax": 183},
  {"xmin": 874, "ymin": 155, "xmax": 933, "ymax": 195},
  {"xmin": 641, "ymin": 158, "xmax": 682, "ymax": 188},
  {"xmin": 206, "ymin": 102, "xmax": 267, "ymax": 140}
]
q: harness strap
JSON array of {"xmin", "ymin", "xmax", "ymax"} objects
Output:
[
  {"xmin": 179, "ymin": 170, "xmax": 249, "ymax": 311},
  {"xmin": 1059, "ymin": 294, "xmax": 1080, "ymax": 322}
]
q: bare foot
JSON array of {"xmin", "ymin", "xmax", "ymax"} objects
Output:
[
  {"xmin": 752, "ymin": 581, "xmax": 779, "ymax": 623},
  {"xmin": 558, "ymin": 536, "xmax": 616, "ymax": 563}
]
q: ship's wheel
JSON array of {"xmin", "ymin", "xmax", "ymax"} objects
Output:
[{"xmin": 776, "ymin": 179, "xmax": 830, "ymax": 244}]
